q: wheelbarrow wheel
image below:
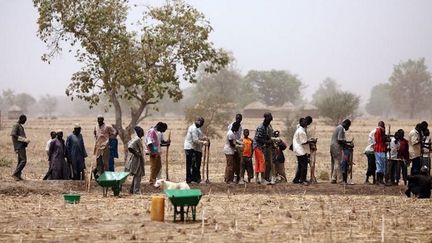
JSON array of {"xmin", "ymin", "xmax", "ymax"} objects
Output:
[
  {"xmin": 102, "ymin": 187, "xmax": 108, "ymax": 197},
  {"xmin": 112, "ymin": 182, "xmax": 121, "ymax": 197}
]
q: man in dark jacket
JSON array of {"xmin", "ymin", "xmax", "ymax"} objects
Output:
[
  {"xmin": 11, "ymin": 115, "xmax": 30, "ymax": 181},
  {"xmin": 66, "ymin": 124, "xmax": 88, "ymax": 180}
]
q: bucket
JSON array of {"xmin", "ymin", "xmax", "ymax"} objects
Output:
[
  {"xmin": 151, "ymin": 195, "xmax": 165, "ymax": 221},
  {"xmin": 64, "ymin": 194, "xmax": 80, "ymax": 204}
]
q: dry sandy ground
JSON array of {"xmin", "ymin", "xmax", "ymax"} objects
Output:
[
  {"xmin": 0, "ymin": 117, "xmax": 431, "ymax": 242},
  {"xmin": 1, "ymin": 180, "xmax": 431, "ymax": 242}
]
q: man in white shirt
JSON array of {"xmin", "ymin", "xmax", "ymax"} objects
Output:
[
  {"xmin": 224, "ymin": 122, "xmax": 240, "ymax": 183},
  {"xmin": 45, "ymin": 131, "xmax": 57, "ymax": 157},
  {"xmin": 292, "ymin": 118, "xmax": 311, "ymax": 185},
  {"xmin": 43, "ymin": 131, "xmax": 57, "ymax": 180},
  {"xmin": 227, "ymin": 114, "xmax": 243, "ymax": 183},
  {"xmin": 409, "ymin": 124, "xmax": 423, "ymax": 175},
  {"xmin": 386, "ymin": 131, "xmax": 401, "ymax": 185},
  {"xmin": 184, "ymin": 117, "xmax": 208, "ymax": 183},
  {"xmin": 364, "ymin": 129, "xmax": 376, "ymax": 184}
]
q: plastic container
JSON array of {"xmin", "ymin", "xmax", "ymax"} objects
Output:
[
  {"xmin": 151, "ymin": 195, "xmax": 165, "ymax": 221},
  {"xmin": 64, "ymin": 194, "xmax": 80, "ymax": 204}
]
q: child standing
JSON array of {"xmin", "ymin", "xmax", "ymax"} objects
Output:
[
  {"xmin": 272, "ymin": 130, "xmax": 287, "ymax": 182},
  {"xmin": 239, "ymin": 129, "xmax": 254, "ymax": 184}
]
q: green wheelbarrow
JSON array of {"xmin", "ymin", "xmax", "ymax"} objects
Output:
[
  {"xmin": 164, "ymin": 189, "xmax": 203, "ymax": 222},
  {"xmin": 96, "ymin": 171, "xmax": 130, "ymax": 197}
]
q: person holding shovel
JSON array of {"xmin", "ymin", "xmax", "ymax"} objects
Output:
[
  {"xmin": 330, "ymin": 119, "xmax": 352, "ymax": 184},
  {"xmin": 227, "ymin": 114, "xmax": 243, "ymax": 183},
  {"xmin": 374, "ymin": 121, "xmax": 387, "ymax": 185},
  {"xmin": 125, "ymin": 126, "xmax": 145, "ymax": 194},
  {"xmin": 145, "ymin": 122, "xmax": 169, "ymax": 186},
  {"xmin": 364, "ymin": 128, "xmax": 376, "ymax": 184},
  {"xmin": 184, "ymin": 117, "xmax": 209, "ymax": 184},
  {"xmin": 292, "ymin": 118, "xmax": 313, "ymax": 185},
  {"xmin": 409, "ymin": 123, "xmax": 425, "ymax": 176},
  {"xmin": 224, "ymin": 122, "xmax": 241, "ymax": 183},
  {"xmin": 93, "ymin": 115, "xmax": 116, "ymax": 179},
  {"xmin": 254, "ymin": 112, "xmax": 274, "ymax": 184}
]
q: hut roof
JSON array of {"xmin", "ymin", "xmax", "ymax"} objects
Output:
[
  {"xmin": 243, "ymin": 101, "xmax": 267, "ymax": 110},
  {"xmin": 272, "ymin": 102, "xmax": 295, "ymax": 111},
  {"xmin": 303, "ymin": 104, "xmax": 318, "ymax": 110},
  {"xmin": 8, "ymin": 105, "xmax": 22, "ymax": 112}
]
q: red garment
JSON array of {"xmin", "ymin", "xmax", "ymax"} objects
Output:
[
  {"xmin": 398, "ymin": 138, "xmax": 409, "ymax": 160},
  {"xmin": 254, "ymin": 147, "xmax": 265, "ymax": 173},
  {"xmin": 373, "ymin": 127, "xmax": 386, "ymax": 152}
]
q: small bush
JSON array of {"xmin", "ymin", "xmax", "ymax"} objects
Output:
[
  {"xmin": 0, "ymin": 157, "xmax": 13, "ymax": 167},
  {"xmin": 319, "ymin": 170, "xmax": 330, "ymax": 181}
]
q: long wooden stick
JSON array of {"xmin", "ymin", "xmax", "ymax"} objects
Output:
[
  {"xmin": 202, "ymin": 145, "xmax": 207, "ymax": 181},
  {"xmin": 165, "ymin": 131, "xmax": 171, "ymax": 180},
  {"xmin": 206, "ymin": 143, "xmax": 210, "ymax": 183},
  {"xmin": 87, "ymin": 165, "xmax": 93, "ymax": 193}
]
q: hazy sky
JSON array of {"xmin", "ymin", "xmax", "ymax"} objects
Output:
[{"xmin": 1, "ymin": 0, "xmax": 432, "ymax": 103}]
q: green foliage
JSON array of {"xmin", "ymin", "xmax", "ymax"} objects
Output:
[
  {"xmin": 238, "ymin": 76, "xmax": 257, "ymax": 108},
  {"xmin": 312, "ymin": 77, "xmax": 339, "ymax": 105},
  {"xmin": 153, "ymin": 87, "xmax": 195, "ymax": 116},
  {"xmin": 33, "ymin": 0, "xmax": 228, "ymax": 145},
  {"xmin": 319, "ymin": 171, "xmax": 329, "ymax": 181},
  {"xmin": 316, "ymin": 91, "xmax": 360, "ymax": 125},
  {"xmin": 185, "ymin": 67, "xmax": 238, "ymax": 138},
  {"xmin": 184, "ymin": 95, "xmax": 233, "ymax": 139},
  {"xmin": 243, "ymin": 70, "xmax": 303, "ymax": 106},
  {"xmin": 0, "ymin": 157, "xmax": 13, "ymax": 167},
  {"xmin": 365, "ymin": 83, "xmax": 392, "ymax": 117},
  {"xmin": 283, "ymin": 110, "xmax": 301, "ymax": 143},
  {"xmin": 388, "ymin": 58, "xmax": 432, "ymax": 118},
  {"xmin": 194, "ymin": 66, "xmax": 243, "ymax": 107}
]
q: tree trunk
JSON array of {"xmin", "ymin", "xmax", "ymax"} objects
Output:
[
  {"xmin": 110, "ymin": 92, "xmax": 148, "ymax": 162},
  {"xmin": 111, "ymin": 92, "xmax": 131, "ymax": 162}
]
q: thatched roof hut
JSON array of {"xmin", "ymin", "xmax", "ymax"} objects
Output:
[
  {"xmin": 243, "ymin": 101, "xmax": 295, "ymax": 119},
  {"xmin": 243, "ymin": 101, "xmax": 319, "ymax": 119},
  {"xmin": 8, "ymin": 105, "xmax": 23, "ymax": 120},
  {"xmin": 299, "ymin": 104, "xmax": 319, "ymax": 118},
  {"xmin": 243, "ymin": 101, "xmax": 270, "ymax": 118}
]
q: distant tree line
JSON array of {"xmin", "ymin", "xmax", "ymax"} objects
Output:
[
  {"xmin": 366, "ymin": 58, "xmax": 432, "ymax": 118},
  {"xmin": 0, "ymin": 89, "xmax": 109, "ymax": 118},
  {"xmin": 183, "ymin": 58, "xmax": 305, "ymax": 138},
  {"xmin": 0, "ymin": 90, "xmax": 58, "ymax": 117}
]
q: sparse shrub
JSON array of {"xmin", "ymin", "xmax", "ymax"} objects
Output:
[
  {"xmin": 316, "ymin": 91, "xmax": 360, "ymax": 125},
  {"xmin": 0, "ymin": 157, "xmax": 13, "ymax": 167},
  {"xmin": 283, "ymin": 110, "xmax": 301, "ymax": 143},
  {"xmin": 319, "ymin": 170, "xmax": 329, "ymax": 181}
]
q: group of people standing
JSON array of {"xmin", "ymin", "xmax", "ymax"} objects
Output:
[
  {"xmin": 9, "ymin": 114, "xmax": 91, "ymax": 181},
  {"xmin": 222, "ymin": 113, "xmax": 290, "ymax": 185},
  {"xmin": 41, "ymin": 116, "xmax": 119, "ymax": 181},
  {"xmin": 363, "ymin": 121, "xmax": 430, "ymax": 186},
  {"xmin": 9, "ymin": 114, "xmax": 432, "ymax": 197}
]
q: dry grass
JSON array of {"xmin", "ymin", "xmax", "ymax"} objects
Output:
[{"xmin": 0, "ymin": 116, "xmax": 430, "ymax": 242}]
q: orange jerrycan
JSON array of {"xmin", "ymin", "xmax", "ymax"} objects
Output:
[{"xmin": 151, "ymin": 195, "xmax": 165, "ymax": 221}]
